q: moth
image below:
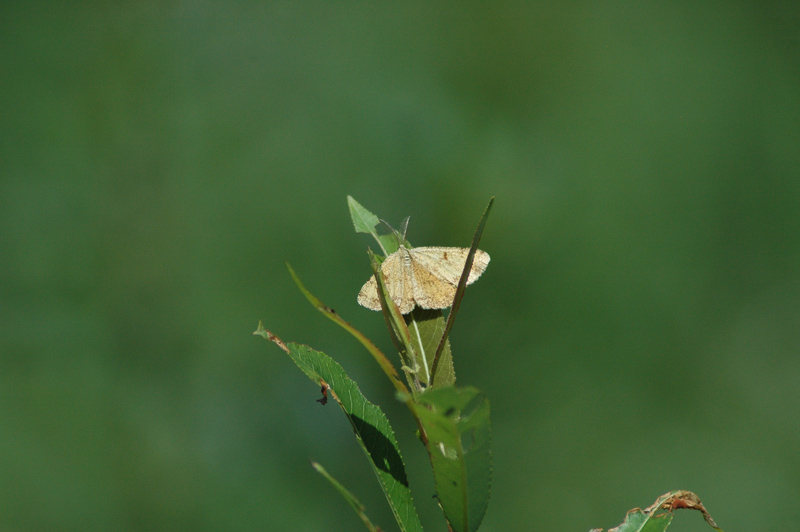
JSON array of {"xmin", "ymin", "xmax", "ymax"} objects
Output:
[{"xmin": 357, "ymin": 245, "xmax": 490, "ymax": 314}]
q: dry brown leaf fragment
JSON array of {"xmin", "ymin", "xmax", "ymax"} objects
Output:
[{"xmin": 646, "ymin": 490, "xmax": 719, "ymax": 529}]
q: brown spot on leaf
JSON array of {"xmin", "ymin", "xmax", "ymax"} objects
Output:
[{"xmin": 316, "ymin": 381, "xmax": 329, "ymax": 405}]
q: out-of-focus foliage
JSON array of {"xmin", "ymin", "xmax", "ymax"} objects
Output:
[{"xmin": 2, "ymin": 3, "xmax": 798, "ymax": 531}]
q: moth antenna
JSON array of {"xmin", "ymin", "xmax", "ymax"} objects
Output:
[
  {"xmin": 379, "ymin": 218, "xmax": 408, "ymax": 249},
  {"xmin": 399, "ymin": 216, "xmax": 410, "ymax": 242},
  {"xmin": 379, "ymin": 218, "xmax": 396, "ymax": 233}
]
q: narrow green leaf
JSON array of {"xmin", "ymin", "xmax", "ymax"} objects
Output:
[
  {"xmin": 285, "ymin": 262, "xmax": 408, "ymax": 396},
  {"xmin": 409, "ymin": 386, "xmax": 492, "ymax": 532},
  {"xmin": 311, "ymin": 461, "xmax": 382, "ymax": 532},
  {"xmin": 254, "ymin": 324, "xmax": 424, "ymax": 532},
  {"xmin": 405, "ymin": 308, "xmax": 455, "ymax": 389},
  {"xmin": 431, "ymin": 197, "xmax": 494, "ymax": 383}
]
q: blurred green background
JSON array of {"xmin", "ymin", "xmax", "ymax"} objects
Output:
[{"xmin": 2, "ymin": 3, "xmax": 799, "ymax": 531}]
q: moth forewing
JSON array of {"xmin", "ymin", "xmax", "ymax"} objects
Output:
[
  {"xmin": 356, "ymin": 276, "xmax": 379, "ymax": 310},
  {"xmin": 357, "ymin": 250, "xmax": 416, "ymax": 314},
  {"xmin": 408, "ymin": 247, "xmax": 490, "ymax": 285},
  {"xmin": 409, "ymin": 258, "xmax": 458, "ymax": 310},
  {"xmin": 385, "ymin": 250, "xmax": 415, "ymax": 314}
]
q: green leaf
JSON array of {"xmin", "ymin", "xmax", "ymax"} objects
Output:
[
  {"xmin": 409, "ymin": 386, "xmax": 492, "ymax": 532},
  {"xmin": 404, "ymin": 308, "xmax": 455, "ymax": 389},
  {"xmin": 348, "ymin": 195, "xmax": 382, "ymax": 235},
  {"xmin": 254, "ymin": 324, "xmax": 424, "ymax": 532},
  {"xmin": 593, "ymin": 491, "xmax": 724, "ymax": 532},
  {"xmin": 311, "ymin": 461, "xmax": 382, "ymax": 532},
  {"xmin": 347, "ymin": 196, "xmax": 399, "ymax": 255},
  {"xmin": 600, "ymin": 508, "xmax": 673, "ymax": 532}
]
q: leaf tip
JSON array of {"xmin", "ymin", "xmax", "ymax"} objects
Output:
[{"xmin": 253, "ymin": 325, "xmax": 290, "ymax": 353}]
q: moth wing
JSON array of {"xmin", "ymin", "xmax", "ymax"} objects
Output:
[
  {"xmin": 409, "ymin": 247, "xmax": 490, "ymax": 285},
  {"xmin": 357, "ymin": 250, "xmax": 415, "ymax": 314},
  {"xmin": 357, "ymin": 275, "xmax": 381, "ymax": 310},
  {"xmin": 384, "ymin": 250, "xmax": 416, "ymax": 314},
  {"xmin": 409, "ymin": 258, "xmax": 458, "ymax": 310}
]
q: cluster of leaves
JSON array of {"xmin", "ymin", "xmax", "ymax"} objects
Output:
[{"xmin": 254, "ymin": 197, "xmax": 724, "ymax": 532}]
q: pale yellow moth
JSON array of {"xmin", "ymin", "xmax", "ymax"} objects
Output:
[{"xmin": 357, "ymin": 245, "xmax": 490, "ymax": 314}]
